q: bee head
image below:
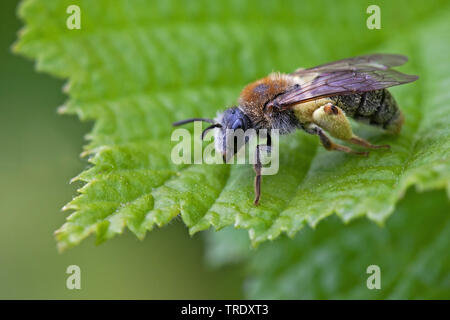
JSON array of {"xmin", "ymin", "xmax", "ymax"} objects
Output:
[
  {"xmin": 172, "ymin": 106, "xmax": 252, "ymax": 161},
  {"xmin": 214, "ymin": 106, "xmax": 252, "ymax": 160}
]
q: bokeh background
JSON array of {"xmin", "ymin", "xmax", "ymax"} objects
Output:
[{"xmin": 0, "ymin": 0, "xmax": 243, "ymax": 299}]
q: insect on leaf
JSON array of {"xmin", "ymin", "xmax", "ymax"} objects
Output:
[{"xmin": 14, "ymin": 0, "xmax": 450, "ymax": 250}]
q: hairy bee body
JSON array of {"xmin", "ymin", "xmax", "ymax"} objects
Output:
[
  {"xmin": 331, "ymin": 90, "xmax": 403, "ymax": 134},
  {"xmin": 238, "ymin": 73, "xmax": 299, "ymax": 134},
  {"xmin": 174, "ymin": 54, "xmax": 418, "ymax": 205},
  {"xmin": 239, "ymin": 73, "xmax": 404, "ymax": 135}
]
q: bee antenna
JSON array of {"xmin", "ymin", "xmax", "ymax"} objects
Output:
[
  {"xmin": 172, "ymin": 118, "xmax": 215, "ymax": 126},
  {"xmin": 201, "ymin": 123, "xmax": 222, "ymax": 140}
]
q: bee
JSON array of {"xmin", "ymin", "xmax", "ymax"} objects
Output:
[{"xmin": 173, "ymin": 54, "xmax": 418, "ymax": 205}]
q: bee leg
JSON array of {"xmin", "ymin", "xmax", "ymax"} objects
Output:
[
  {"xmin": 253, "ymin": 135, "xmax": 272, "ymax": 206},
  {"xmin": 312, "ymin": 103, "xmax": 391, "ymax": 150},
  {"xmin": 312, "ymin": 103, "xmax": 354, "ymax": 139},
  {"xmin": 253, "ymin": 144, "xmax": 262, "ymax": 206},
  {"xmin": 348, "ymin": 136, "xmax": 390, "ymax": 150},
  {"xmin": 306, "ymin": 124, "xmax": 369, "ymax": 156}
]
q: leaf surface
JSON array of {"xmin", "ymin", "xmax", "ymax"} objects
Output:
[
  {"xmin": 14, "ymin": 0, "xmax": 450, "ymax": 250},
  {"xmin": 206, "ymin": 190, "xmax": 450, "ymax": 299}
]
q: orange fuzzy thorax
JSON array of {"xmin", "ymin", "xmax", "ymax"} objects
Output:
[{"xmin": 239, "ymin": 73, "xmax": 292, "ymax": 109}]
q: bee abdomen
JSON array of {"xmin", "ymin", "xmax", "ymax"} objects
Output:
[{"xmin": 333, "ymin": 89, "xmax": 403, "ymax": 134}]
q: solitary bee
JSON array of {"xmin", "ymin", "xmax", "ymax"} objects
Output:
[{"xmin": 173, "ymin": 54, "xmax": 418, "ymax": 205}]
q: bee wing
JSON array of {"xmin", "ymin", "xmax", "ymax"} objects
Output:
[
  {"xmin": 293, "ymin": 54, "xmax": 409, "ymax": 74},
  {"xmin": 268, "ymin": 54, "xmax": 418, "ymax": 108}
]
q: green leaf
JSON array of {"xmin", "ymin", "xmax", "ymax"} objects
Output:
[
  {"xmin": 205, "ymin": 190, "xmax": 450, "ymax": 299},
  {"xmin": 14, "ymin": 0, "xmax": 450, "ymax": 250}
]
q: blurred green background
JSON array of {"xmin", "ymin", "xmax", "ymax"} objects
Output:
[{"xmin": 0, "ymin": 0, "xmax": 243, "ymax": 299}]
